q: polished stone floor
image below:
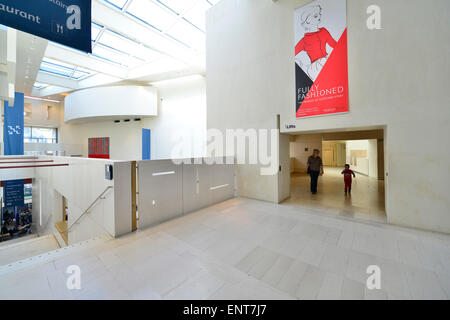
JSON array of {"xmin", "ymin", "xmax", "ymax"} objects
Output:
[
  {"xmin": 0, "ymin": 197, "xmax": 449, "ymax": 300},
  {"xmin": 286, "ymin": 167, "xmax": 386, "ymax": 223}
]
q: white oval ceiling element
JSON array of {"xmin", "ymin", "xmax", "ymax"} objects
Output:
[{"xmin": 64, "ymin": 85, "xmax": 158, "ymax": 123}]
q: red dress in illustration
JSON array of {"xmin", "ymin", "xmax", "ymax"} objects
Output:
[{"xmin": 295, "ymin": 5, "xmax": 338, "ymax": 81}]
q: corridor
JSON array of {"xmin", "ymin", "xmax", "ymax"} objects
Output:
[{"xmin": 285, "ymin": 168, "xmax": 386, "ymax": 224}]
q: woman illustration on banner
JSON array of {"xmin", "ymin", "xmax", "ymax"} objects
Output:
[{"xmin": 295, "ymin": 5, "xmax": 337, "ymax": 81}]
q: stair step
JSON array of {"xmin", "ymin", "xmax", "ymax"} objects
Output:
[
  {"xmin": 0, "ymin": 235, "xmax": 110, "ymax": 276},
  {"xmin": 53, "ymin": 232, "xmax": 66, "ymax": 248}
]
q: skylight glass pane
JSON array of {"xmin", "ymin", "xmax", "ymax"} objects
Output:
[
  {"xmin": 93, "ymin": 44, "xmax": 144, "ymax": 68},
  {"xmin": 103, "ymin": 0, "xmax": 129, "ymax": 9},
  {"xmin": 92, "ymin": 23, "xmax": 103, "ymax": 41},
  {"xmin": 97, "ymin": 30, "xmax": 165, "ymax": 62},
  {"xmin": 44, "ymin": 58, "xmax": 75, "ymax": 69},
  {"xmin": 92, "ymin": 45, "xmax": 126, "ymax": 65},
  {"xmin": 167, "ymin": 20, "xmax": 205, "ymax": 51},
  {"xmin": 158, "ymin": 0, "xmax": 197, "ymax": 14},
  {"xmin": 98, "ymin": 30, "xmax": 134, "ymax": 54},
  {"xmin": 40, "ymin": 59, "xmax": 75, "ymax": 77},
  {"xmin": 207, "ymin": 0, "xmax": 222, "ymax": 5},
  {"xmin": 72, "ymin": 67, "xmax": 92, "ymax": 80},
  {"xmin": 183, "ymin": 1, "xmax": 211, "ymax": 31},
  {"xmin": 126, "ymin": 0, "xmax": 178, "ymax": 31},
  {"xmin": 131, "ymin": 27, "xmax": 184, "ymax": 56}
]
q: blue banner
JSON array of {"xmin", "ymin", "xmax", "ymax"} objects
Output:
[
  {"xmin": 0, "ymin": 0, "xmax": 91, "ymax": 53},
  {"xmin": 4, "ymin": 180, "xmax": 24, "ymax": 208},
  {"xmin": 4, "ymin": 92, "xmax": 24, "ymax": 156}
]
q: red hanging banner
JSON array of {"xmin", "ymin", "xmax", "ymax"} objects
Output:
[{"xmin": 294, "ymin": 0, "xmax": 349, "ymax": 118}]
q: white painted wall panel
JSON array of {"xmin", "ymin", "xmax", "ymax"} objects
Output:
[{"xmin": 206, "ymin": 0, "xmax": 450, "ymax": 233}]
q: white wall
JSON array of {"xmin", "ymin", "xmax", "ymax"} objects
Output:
[
  {"xmin": 143, "ymin": 75, "xmax": 207, "ymax": 160},
  {"xmin": 206, "ymin": 1, "xmax": 285, "ymax": 203},
  {"xmin": 345, "ymin": 140, "xmax": 378, "ymax": 178},
  {"xmin": 207, "ymin": 0, "xmax": 450, "ymax": 233},
  {"xmin": 59, "ymin": 117, "xmax": 144, "ymax": 160},
  {"xmin": 59, "ymin": 76, "xmax": 207, "ymax": 161},
  {"xmin": 24, "ymin": 98, "xmax": 61, "ymax": 128},
  {"xmin": 32, "ymin": 156, "xmax": 132, "ymax": 244},
  {"xmin": 289, "ymin": 134, "xmax": 322, "ymax": 173},
  {"xmin": 368, "ymin": 139, "xmax": 378, "ymax": 179},
  {"xmin": 346, "ymin": 140, "xmax": 369, "ymax": 175}
]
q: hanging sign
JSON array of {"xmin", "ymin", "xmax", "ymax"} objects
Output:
[
  {"xmin": 0, "ymin": 0, "xmax": 92, "ymax": 53},
  {"xmin": 294, "ymin": 0, "xmax": 349, "ymax": 118}
]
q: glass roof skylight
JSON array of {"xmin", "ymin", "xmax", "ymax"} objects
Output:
[
  {"xmin": 40, "ymin": 58, "xmax": 75, "ymax": 77},
  {"xmin": 183, "ymin": 0, "xmax": 211, "ymax": 31},
  {"xmin": 39, "ymin": 58, "xmax": 94, "ymax": 80},
  {"xmin": 97, "ymin": 0, "xmax": 214, "ymax": 53},
  {"xmin": 157, "ymin": 0, "xmax": 197, "ymax": 15},
  {"xmin": 92, "ymin": 44, "xmax": 145, "ymax": 68},
  {"xmin": 96, "ymin": 29, "xmax": 162, "ymax": 62},
  {"xmin": 103, "ymin": 0, "xmax": 129, "ymax": 9},
  {"xmin": 126, "ymin": 0, "xmax": 177, "ymax": 32},
  {"xmin": 92, "ymin": 23, "xmax": 104, "ymax": 41},
  {"xmin": 38, "ymin": 0, "xmax": 223, "ymax": 86},
  {"xmin": 167, "ymin": 20, "xmax": 205, "ymax": 51}
]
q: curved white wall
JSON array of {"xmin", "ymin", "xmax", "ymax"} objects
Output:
[{"xmin": 65, "ymin": 85, "xmax": 158, "ymax": 123}]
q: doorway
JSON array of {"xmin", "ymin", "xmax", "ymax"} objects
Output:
[{"xmin": 286, "ymin": 129, "xmax": 386, "ymax": 223}]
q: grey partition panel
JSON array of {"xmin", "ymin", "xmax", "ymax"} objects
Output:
[
  {"xmin": 182, "ymin": 162, "xmax": 213, "ymax": 214},
  {"xmin": 138, "ymin": 160, "xmax": 183, "ymax": 229},
  {"xmin": 210, "ymin": 163, "xmax": 235, "ymax": 204}
]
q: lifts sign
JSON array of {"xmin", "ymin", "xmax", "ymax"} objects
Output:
[
  {"xmin": 294, "ymin": 0, "xmax": 349, "ymax": 118},
  {"xmin": 0, "ymin": 0, "xmax": 91, "ymax": 53}
]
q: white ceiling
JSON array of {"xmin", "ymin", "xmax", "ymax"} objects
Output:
[{"xmin": 30, "ymin": 0, "xmax": 223, "ymax": 98}]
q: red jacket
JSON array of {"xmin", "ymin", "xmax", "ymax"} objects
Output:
[
  {"xmin": 341, "ymin": 169, "xmax": 355, "ymax": 180},
  {"xmin": 295, "ymin": 28, "xmax": 337, "ymax": 63}
]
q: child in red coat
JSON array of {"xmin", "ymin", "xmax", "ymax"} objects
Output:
[{"xmin": 341, "ymin": 164, "xmax": 356, "ymax": 194}]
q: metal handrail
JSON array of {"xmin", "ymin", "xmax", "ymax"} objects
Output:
[{"xmin": 65, "ymin": 186, "xmax": 113, "ymax": 235}]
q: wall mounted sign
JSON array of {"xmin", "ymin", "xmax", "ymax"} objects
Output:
[
  {"xmin": 0, "ymin": 0, "xmax": 92, "ymax": 53},
  {"xmin": 4, "ymin": 180, "xmax": 25, "ymax": 208},
  {"xmin": 294, "ymin": 0, "xmax": 348, "ymax": 118},
  {"xmin": 88, "ymin": 137, "xmax": 110, "ymax": 159}
]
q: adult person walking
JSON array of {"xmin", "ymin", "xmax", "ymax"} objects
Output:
[{"xmin": 307, "ymin": 149, "xmax": 324, "ymax": 194}]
